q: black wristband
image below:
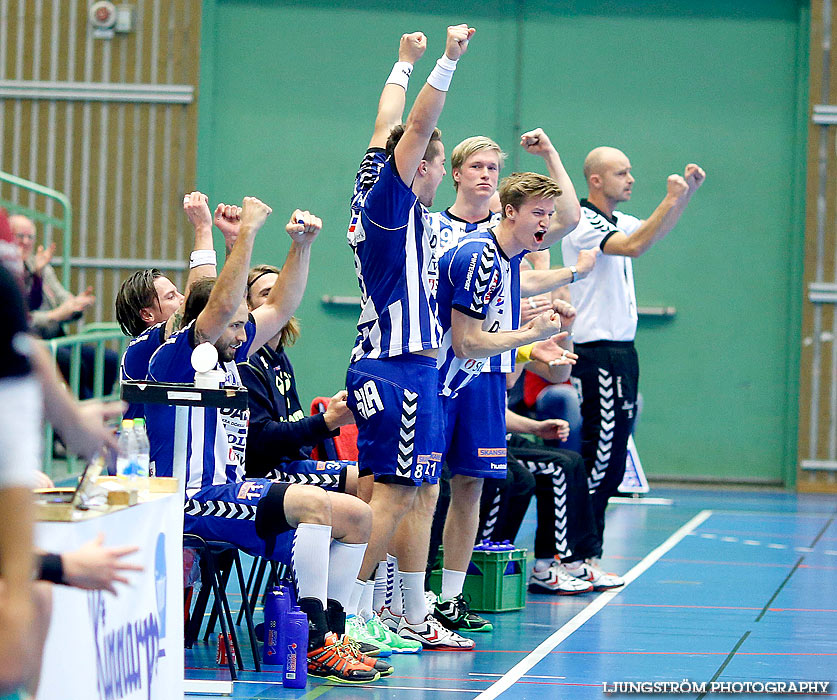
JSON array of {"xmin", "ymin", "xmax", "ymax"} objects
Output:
[{"xmin": 37, "ymin": 552, "xmax": 65, "ymax": 585}]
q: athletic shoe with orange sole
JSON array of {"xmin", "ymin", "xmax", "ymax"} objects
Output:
[{"xmin": 307, "ymin": 632, "xmax": 381, "ymax": 684}]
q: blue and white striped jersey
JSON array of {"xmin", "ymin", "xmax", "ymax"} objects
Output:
[
  {"xmin": 427, "ymin": 208, "xmax": 500, "ymax": 256},
  {"xmin": 347, "ymin": 148, "xmax": 442, "ymax": 362},
  {"xmin": 146, "ymin": 318, "xmax": 255, "ymax": 498},
  {"xmin": 120, "ymin": 322, "xmax": 166, "ymax": 421},
  {"xmin": 436, "ymin": 229, "xmax": 524, "ymax": 397}
]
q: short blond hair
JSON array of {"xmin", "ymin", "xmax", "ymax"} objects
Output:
[
  {"xmin": 450, "ymin": 137, "xmax": 506, "ymax": 190},
  {"xmin": 497, "ymin": 172, "xmax": 562, "ymax": 218}
]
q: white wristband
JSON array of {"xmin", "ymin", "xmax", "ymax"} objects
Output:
[
  {"xmin": 426, "ymin": 54, "xmax": 458, "ymax": 92},
  {"xmin": 386, "ymin": 61, "xmax": 413, "ymax": 90},
  {"xmin": 189, "ymin": 249, "xmax": 216, "ymax": 269}
]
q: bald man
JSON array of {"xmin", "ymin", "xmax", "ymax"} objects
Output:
[{"xmin": 560, "ymin": 147, "xmax": 705, "ymax": 587}]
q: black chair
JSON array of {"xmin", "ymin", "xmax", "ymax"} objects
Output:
[{"xmin": 183, "ymin": 535, "xmax": 261, "ymax": 678}]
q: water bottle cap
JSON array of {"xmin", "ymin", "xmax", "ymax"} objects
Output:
[
  {"xmin": 134, "ymin": 417, "xmax": 145, "ymax": 427},
  {"xmin": 121, "ymin": 419, "xmax": 134, "ymax": 429}
]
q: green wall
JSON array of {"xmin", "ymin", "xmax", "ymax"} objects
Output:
[{"xmin": 198, "ymin": 0, "xmax": 808, "ymax": 484}]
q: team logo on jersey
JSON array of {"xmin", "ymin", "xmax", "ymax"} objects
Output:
[
  {"xmin": 478, "ymin": 448, "xmax": 507, "ymax": 458},
  {"xmin": 237, "ymin": 482, "xmax": 264, "ymax": 501}
]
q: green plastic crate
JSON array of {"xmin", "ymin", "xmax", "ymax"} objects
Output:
[{"xmin": 429, "ymin": 548, "xmax": 528, "ymax": 612}]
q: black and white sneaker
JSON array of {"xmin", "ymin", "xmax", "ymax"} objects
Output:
[
  {"xmin": 528, "ymin": 561, "xmax": 594, "ymax": 595},
  {"xmin": 433, "ymin": 593, "xmax": 493, "ymax": 632},
  {"xmin": 397, "ymin": 614, "xmax": 476, "ymax": 650}
]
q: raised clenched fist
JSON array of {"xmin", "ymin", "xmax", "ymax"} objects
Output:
[
  {"xmin": 399, "ymin": 32, "xmax": 427, "ymax": 64},
  {"xmin": 519, "ymin": 128, "xmax": 554, "ymax": 157},
  {"xmin": 240, "ymin": 196, "xmax": 272, "ymax": 233},
  {"xmin": 684, "ymin": 163, "xmax": 706, "ymax": 192},
  {"xmin": 286, "ymin": 209, "xmax": 322, "ymax": 244},
  {"xmin": 666, "ymin": 174, "xmax": 689, "ymax": 199},
  {"xmin": 445, "ymin": 24, "xmax": 476, "ymax": 61}
]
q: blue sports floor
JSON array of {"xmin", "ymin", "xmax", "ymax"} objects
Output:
[{"xmin": 184, "ymin": 488, "xmax": 837, "ymax": 698}]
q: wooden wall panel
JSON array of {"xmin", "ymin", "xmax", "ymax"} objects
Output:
[
  {"xmin": 799, "ymin": 0, "xmax": 837, "ymax": 492},
  {"xmin": 0, "ymin": 0, "xmax": 201, "ymax": 323}
]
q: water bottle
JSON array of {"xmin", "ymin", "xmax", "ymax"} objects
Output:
[
  {"xmin": 133, "ymin": 418, "xmax": 150, "ymax": 478},
  {"xmin": 263, "ymin": 586, "xmax": 288, "ymax": 666},
  {"xmin": 282, "ymin": 606, "xmax": 308, "ymax": 689},
  {"xmin": 116, "ymin": 419, "xmax": 139, "ymax": 477}
]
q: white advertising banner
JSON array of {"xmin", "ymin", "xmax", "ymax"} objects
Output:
[{"xmin": 35, "ymin": 493, "xmax": 184, "ymax": 700}]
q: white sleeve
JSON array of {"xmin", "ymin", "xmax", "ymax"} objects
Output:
[
  {"xmin": 564, "ymin": 213, "xmax": 606, "ymax": 250},
  {"xmin": 614, "ymin": 211, "xmax": 642, "ymax": 236},
  {"xmin": 0, "ymin": 376, "xmax": 43, "ymax": 489}
]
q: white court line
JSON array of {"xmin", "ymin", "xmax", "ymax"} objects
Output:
[
  {"xmin": 474, "ymin": 509, "xmax": 713, "ymax": 700},
  {"xmin": 469, "ymin": 674, "xmax": 567, "ymax": 680}
]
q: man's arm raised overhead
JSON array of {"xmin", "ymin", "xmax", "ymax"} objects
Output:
[
  {"xmin": 368, "ymin": 32, "xmax": 427, "ymax": 150},
  {"xmin": 167, "ymin": 191, "xmax": 217, "ymax": 337},
  {"xmin": 248, "ymin": 209, "xmax": 322, "ymax": 355},
  {"xmin": 519, "ymin": 128, "xmax": 581, "ymax": 246},
  {"xmin": 393, "ymin": 24, "xmax": 475, "ymax": 184},
  {"xmin": 194, "ymin": 196, "xmax": 271, "ymax": 345}
]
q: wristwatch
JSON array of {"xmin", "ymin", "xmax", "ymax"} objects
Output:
[{"xmin": 570, "ymin": 265, "xmax": 578, "ymax": 283}]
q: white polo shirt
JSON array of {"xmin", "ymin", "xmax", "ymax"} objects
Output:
[{"xmin": 561, "ymin": 200, "xmax": 642, "ymax": 344}]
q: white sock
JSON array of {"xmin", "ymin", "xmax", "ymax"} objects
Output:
[
  {"xmin": 326, "ymin": 540, "xmax": 368, "ymax": 609},
  {"xmin": 401, "ymin": 571, "xmax": 428, "ymax": 624},
  {"xmin": 358, "ymin": 579, "xmax": 375, "ymax": 621},
  {"xmin": 390, "ymin": 555, "xmax": 403, "ymax": 616},
  {"xmin": 347, "ymin": 578, "xmax": 365, "ymax": 617},
  {"xmin": 440, "ymin": 568, "xmax": 466, "ymax": 601},
  {"xmin": 534, "ymin": 558, "xmax": 554, "ymax": 572},
  {"xmin": 292, "ymin": 523, "xmax": 331, "ymax": 606},
  {"xmin": 564, "ymin": 560, "xmax": 583, "ymax": 572},
  {"xmin": 373, "ymin": 560, "xmax": 389, "ymax": 612}
]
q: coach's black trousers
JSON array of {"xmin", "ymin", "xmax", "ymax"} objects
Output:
[{"xmin": 572, "ymin": 340, "xmax": 639, "ymax": 557}]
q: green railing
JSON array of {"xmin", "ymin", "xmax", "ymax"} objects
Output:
[
  {"xmin": 42, "ymin": 327, "xmax": 128, "ymax": 477},
  {"xmin": 0, "ymin": 170, "xmax": 72, "ymax": 287}
]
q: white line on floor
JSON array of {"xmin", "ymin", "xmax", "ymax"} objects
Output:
[
  {"xmin": 469, "ymin": 674, "xmax": 567, "ymax": 679},
  {"xmin": 474, "ymin": 509, "xmax": 713, "ymax": 700}
]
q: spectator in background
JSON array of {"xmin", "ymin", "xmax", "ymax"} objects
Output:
[{"xmin": 10, "ymin": 214, "xmax": 118, "ymax": 400}]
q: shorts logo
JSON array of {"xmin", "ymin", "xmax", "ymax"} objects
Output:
[
  {"xmin": 416, "ymin": 453, "xmax": 443, "ymax": 464},
  {"xmin": 237, "ymin": 482, "xmax": 264, "ymax": 501},
  {"xmin": 490, "ymin": 462, "xmax": 506, "ymax": 470},
  {"xmin": 478, "ymin": 448, "xmax": 507, "ymax": 458},
  {"xmin": 354, "ymin": 380, "xmax": 384, "ymax": 419}
]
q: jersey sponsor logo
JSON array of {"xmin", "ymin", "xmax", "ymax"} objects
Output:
[
  {"xmin": 354, "ymin": 379, "xmax": 384, "ymax": 419},
  {"xmin": 463, "ymin": 252, "xmax": 479, "ymax": 290},
  {"xmin": 462, "ymin": 357, "xmax": 485, "ymax": 374},
  {"xmin": 483, "ymin": 270, "xmax": 500, "ymax": 304},
  {"xmin": 478, "ymin": 448, "xmax": 507, "ymax": 458},
  {"xmin": 490, "ymin": 462, "xmax": 506, "ymax": 470},
  {"xmin": 237, "ymin": 482, "xmax": 264, "ymax": 501}
]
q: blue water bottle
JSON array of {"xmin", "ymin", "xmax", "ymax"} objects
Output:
[
  {"xmin": 282, "ymin": 606, "xmax": 309, "ymax": 688},
  {"xmin": 262, "ymin": 587, "xmax": 286, "ymax": 665}
]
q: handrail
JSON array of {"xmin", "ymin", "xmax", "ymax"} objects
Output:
[
  {"xmin": 42, "ymin": 329, "xmax": 129, "ymax": 477},
  {"xmin": 0, "ymin": 170, "xmax": 73, "ymax": 287}
]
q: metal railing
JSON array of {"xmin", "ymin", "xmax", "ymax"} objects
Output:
[
  {"xmin": 42, "ymin": 327, "xmax": 128, "ymax": 476},
  {"xmin": 0, "ymin": 169, "xmax": 73, "ymax": 288}
]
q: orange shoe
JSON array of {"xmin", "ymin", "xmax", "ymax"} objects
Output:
[
  {"xmin": 307, "ymin": 632, "xmax": 381, "ymax": 684},
  {"xmin": 339, "ymin": 635, "xmax": 394, "ymax": 676}
]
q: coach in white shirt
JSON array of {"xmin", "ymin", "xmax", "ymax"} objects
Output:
[{"xmin": 560, "ymin": 147, "xmax": 705, "ymax": 572}]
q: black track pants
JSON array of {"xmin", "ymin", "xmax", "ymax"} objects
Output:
[{"xmin": 572, "ymin": 341, "xmax": 639, "ymax": 556}]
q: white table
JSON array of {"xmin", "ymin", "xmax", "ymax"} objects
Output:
[{"xmin": 35, "ymin": 492, "xmax": 184, "ymax": 700}]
